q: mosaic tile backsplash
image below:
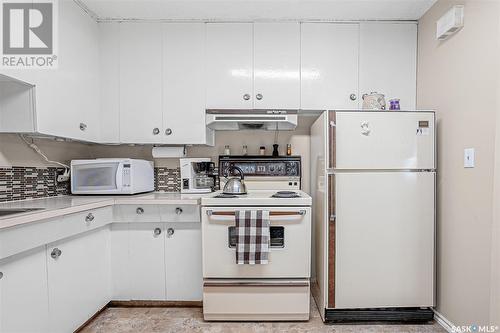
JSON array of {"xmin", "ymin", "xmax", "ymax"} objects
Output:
[
  {"xmin": 0, "ymin": 167, "xmax": 70, "ymax": 202},
  {"xmin": 0, "ymin": 166, "xmax": 183, "ymax": 203}
]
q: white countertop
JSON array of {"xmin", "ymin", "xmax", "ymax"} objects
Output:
[{"xmin": 0, "ymin": 192, "xmax": 204, "ymax": 230}]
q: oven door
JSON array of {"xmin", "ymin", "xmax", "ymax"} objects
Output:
[
  {"xmin": 71, "ymin": 161, "xmax": 123, "ymax": 194},
  {"xmin": 201, "ymin": 206, "xmax": 311, "ymax": 278}
]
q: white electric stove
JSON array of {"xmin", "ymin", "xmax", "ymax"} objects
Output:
[{"xmin": 201, "ymin": 156, "xmax": 312, "ymax": 321}]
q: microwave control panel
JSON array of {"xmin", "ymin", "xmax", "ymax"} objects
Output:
[{"xmin": 122, "ymin": 164, "xmax": 131, "ymax": 187}]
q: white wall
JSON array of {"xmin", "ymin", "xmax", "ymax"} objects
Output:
[
  {"xmin": 417, "ymin": 0, "xmax": 500, "ymax": 326},
  {"xmin": 0, "ymin": 134, "xmax": 91, "ymax": 168}
]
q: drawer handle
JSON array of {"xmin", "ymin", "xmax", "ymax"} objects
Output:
[
  {"xmin": 136, "ymin": 207, "xmax": 144, "ymax": 215},
  {"xmin": 167, "ymin": 228, "xmax": 175, "ymax": 237},
  {"xmin": 175, "ymin": 207, "xmax": 183, "ymax": 215},
  {"xmin": 50, "ymin": 248, "xmax": 62, "ymax": 259},
  {"xmin": 154, "ymin": 228, "xmax": 162, "ymax": 236},
  {"xmin": 85, "ymin": 213, "xmax": 95, "ymax": 223}
]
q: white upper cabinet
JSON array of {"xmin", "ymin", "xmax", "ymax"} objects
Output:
[
  {"xmin": 301, "ymin": 23, "xmax": 359, "ymax": 110},
  {"xmin": 163, "ymin": 23, "xmax": 213, "ymax": 145},
  {"xmin": 119, "ymin": 23, "xmax": 163, "ymax": 144},
  {"xmin": 359, "ymin": 22, "xmax": 417, "ymax": 110},
  {"xmin": 254, "ymin": 23, "xmax": 300, "ymax": 109},
  {"xmin": 206, "ymin": 23, "xmax": 254, "ymax": 109},
  {"xmin": 99, "ymin": 23, "xmax": 120, "ymax": 143}
]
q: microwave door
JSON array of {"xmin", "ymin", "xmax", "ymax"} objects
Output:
[{"xmin": 72, "ymin": 163, "xmax": 120, "ymax": 193}]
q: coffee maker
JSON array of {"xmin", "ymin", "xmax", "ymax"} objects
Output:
[{"xmin": 180, "ymin": 158, "xmax": 216, "ymax": 193}]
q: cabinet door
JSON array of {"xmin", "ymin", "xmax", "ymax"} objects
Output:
[
  {"xmin": 128, "ymin": 223, "xmax": 166, "ymax": 300},
  {"xmin": 206, "ymin": 23, "xmax": 253, "ymax": 109},
  {"xmin": 110, "ymin": 223, "xmax": 130, "ymax": 300},
  {"xmin": 163, "ymin": 23, "xmax": 212, "ymax": 145},
  {"xmin": 99, "ymin": 23, "xmax": 120, "ymax": 143},
  {"xmin": 165, "ymin": 223, "xmax": 202, "ymax": 301},
  {"xmin": 119, "ymin": 23, "xmax": 163, "ymax": 143},
  {"xmin": 301, "ymin": 23, "xmax": 359, "ymax": 110},
  {"xmin": 0, "ymin": 249, "xmax": 50, "ymax": 333},
  {"xmin": 47, "ymin": 229, "xmax": 109, "ymax": 333},
  {"xmin": 254, "ymin": 23, "xmax": 300, "ymax": 109},
  {"xmin": 359, "ymin": 23, "xmax": 417, "ymax": 110}
]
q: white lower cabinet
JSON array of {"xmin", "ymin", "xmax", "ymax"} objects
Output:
[
  {"xmin": 165, "ymin": 222, "xmax": 202, "ymax": 301},
  {"xmin": 128, "ymin": 223, "xmax": 166, "ymax": 300},
  {"xmin": 110, "ymin": 222, "xmax": 167, "ymax": 300},
  {"xmin": 0, "ymin": 248, "xmax": 50, "ymax": 333},
  {"xmin": 110, "ymin": 210, "xmax": 203, "ymax": 302},
  {"xmin": 47, "ymin": 228, "xmax": 110, "ymax": 333}
]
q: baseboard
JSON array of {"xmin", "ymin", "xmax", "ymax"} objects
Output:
[
  {"xmin": 108, "ymin": 300, "xmax": 203, "ymax": 308},
  {"xmin": 432, "ymin": 309, "xmax": 455, "ymax": 333}
]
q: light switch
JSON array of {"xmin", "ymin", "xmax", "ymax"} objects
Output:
[{"xmin": 464, "ymin": 148, "xmax": 475, "ymax": 168}]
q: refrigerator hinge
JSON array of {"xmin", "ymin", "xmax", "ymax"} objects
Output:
[
  {"xmin": 329, "ymin": 215, "xmax": 336, "ymax": 223},
  {"xmin": 329, "ymin": 121, "xmax": 336, "ymax": 127}
]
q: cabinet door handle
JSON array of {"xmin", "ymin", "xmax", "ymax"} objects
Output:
[
  {"xmin": 50, "ymin": 248, "xmax": 62, "ymax": 259},
  {"xmin": 167, "ymin": 228, "xmax": 175, "ymax": 237},
  {"xmin": 85, "ymin": 213, "xmax": 95, "ymax": 223},
  {"xmin": 243, "ymin": 94, "xmax": 250, "ymax": 101},
  {"xmin": 165, "ymin": 128, "xmax": 172, "ymax": 136},
  {"xmin": 175, "ymin": 207, "xmax": 183, "ymax": 215},
  {"xmin": 136, "ymin": 207, "xmax": 144, "ymax": 215},
  {"xmin": 256, "ymin": 93, "xmax": 263, "ymax": 100},
  {"xmin": 0, "ymin": 272, "xmax": 3, "ymax": 279},
  {"xmin": 153, "ymin": 128, "xmax": 160, "ymax": 135},
  {"xmin": 79, "ymin": 123, "xmax": 87, "ymax": 131},
  {"xmin": 350, "ymin": 93, "xmax": 357, "ymax": 101},
  {"xmin": 154, "ymin": 228, "xmax": 162, "ymax": 236}
]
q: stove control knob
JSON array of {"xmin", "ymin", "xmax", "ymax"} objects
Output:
[{"xmin": 269, "ymin": 166, "xmax": 275, "ymax": 172}]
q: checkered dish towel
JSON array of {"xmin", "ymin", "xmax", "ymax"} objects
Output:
[{"xmin": 235, "ymin": 210, "xmax": 270, "ymax": 265}]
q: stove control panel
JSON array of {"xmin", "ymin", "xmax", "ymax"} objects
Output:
[{"xmin": 219, "ymin": 156, "xmax": 301, "ymax": 178}]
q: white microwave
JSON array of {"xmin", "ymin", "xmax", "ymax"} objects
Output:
[{"xmin": 71, "ymin": 159, "xmax": 154, "ymax": 195}]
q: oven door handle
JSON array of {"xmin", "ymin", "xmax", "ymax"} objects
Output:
[
  {"xmin": 206, "ymin": 210, "xmax": 306, "ymax": 217},
  {"xmin": 203, "ymin": 281, "xmax": 309, "ymax": 287}
]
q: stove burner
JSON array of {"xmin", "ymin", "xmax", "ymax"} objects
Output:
[
  {"xmin": 271, "ymin": 191, "xmax": 301, "ymax": 198},
  {"xmin": 214, "ymin": 194, "xmax": 238, "ymax": 198}
]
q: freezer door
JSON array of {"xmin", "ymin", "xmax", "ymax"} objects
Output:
[
  {"xmin": 335, "ymin": 111, "xmax": 435, "ymax": 170},
  {"xmin": 334, "ymin": 172, "xmax": 435, "ymax": 309}
]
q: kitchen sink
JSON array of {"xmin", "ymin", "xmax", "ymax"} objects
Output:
[{"xmin": 0, "ymin": 208, "xmax": 45, "ymax": 217}]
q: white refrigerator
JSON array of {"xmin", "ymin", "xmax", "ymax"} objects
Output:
[{"xmin": 311, "ymin": 110, "xmax": 435, "ymax": 321}]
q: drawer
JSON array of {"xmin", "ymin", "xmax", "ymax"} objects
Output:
[
  {"xmin": 0, "ymin": 207, "xmax": 112, "ymax": 260},
  {"xmin": 160, "ymin": 205, "xmax": 200, "ymax": 222},
  {"xmin": 63, "ymin": 207, "xmax": 112, "ymax": 232},
  {"xmin": 203, "ymin": 279, "xmax": 310, "ymax": 321},
  {"xmin": 114, "ymin": 205, "xmax": 161, "ymax": 223}
]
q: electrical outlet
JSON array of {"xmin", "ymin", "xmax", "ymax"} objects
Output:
[
  {"xmin": 464, "ymin": 148, "xmax": 475, "ymax": 168},
  {"xmin": 57, "ymin": 169, "xmax": 70, "ymax": 183}
]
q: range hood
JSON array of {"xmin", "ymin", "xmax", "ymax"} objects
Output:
[{"xmin": 206, "ymin": 109, "xmax": 298, "ymax": 131}]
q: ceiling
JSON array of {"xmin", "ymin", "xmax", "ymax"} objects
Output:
[{"xmin": 78, "ymin": 0, "xmax": 437, "ymax": 21}]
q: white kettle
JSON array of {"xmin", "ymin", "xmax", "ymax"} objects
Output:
[{"xmin": 362, "ymin": 92, "xmax": 386, "ymax": 110}]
